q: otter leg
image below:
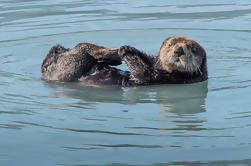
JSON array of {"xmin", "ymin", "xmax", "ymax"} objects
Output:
[
  {"xmin": 118, "ymin": 45, "xmax": 155, "ymax": 85},
  {"xmin": 75, "ymin": 43, "xmax": 122, "ymax": 66},
  {"xmin": 42, "ymin": 44, "xmax": 95, "ymax": 81}
]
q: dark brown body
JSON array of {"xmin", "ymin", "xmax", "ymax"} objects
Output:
[{"xmin": 41, "ymin": 38, "xmax": 208, "ymax": 86}]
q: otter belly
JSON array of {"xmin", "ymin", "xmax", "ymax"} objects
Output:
[{"xmin": 79, "ymin": 65, "xmax": 130, "ymax": 86}]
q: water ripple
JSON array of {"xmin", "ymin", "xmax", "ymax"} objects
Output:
[
  {"xmin": 83, "ymin": 144, "xmax": 182, "ymax": 149},
  {"xmin": 0, "ymin": 123, "xmax": 24, "ymax": 130},
  {"xmin": 1, "ymin": 27, "xmax": 251, "ymax": 45},
  {"xmin": 63, "ymin": 147, "xmax": 103, "ymax": 151},
  {"xmin": 1, "ymin": 1, "xmax": 251, "ymax": 165},
  {"xmin": 63, "ymin": 128, "xmax": 151, "ymax": 136},
  {"xmin": 12, "ymin": 121, "xmax": 152, "ymax": 136},
  {"xmin": 126, "ymin": 126, "xmax": 227, "ymax": 132},
  {"xmin": 114, "ymin": 8, "xmax": 251, "ymax": 21}
]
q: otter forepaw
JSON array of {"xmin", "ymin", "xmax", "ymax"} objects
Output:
[{"xmin": 118, "ymin": 45, "xmax": 138, "ymax": 59}]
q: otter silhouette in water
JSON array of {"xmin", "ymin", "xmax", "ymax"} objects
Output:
[{"xmin": 41, "ymin": 36, "xmax": 208, "ymax": 86}]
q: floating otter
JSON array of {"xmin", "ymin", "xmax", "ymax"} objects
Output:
[{"xmin": 41, "ymin": 36, "xmax": 208, "ymax": 86}]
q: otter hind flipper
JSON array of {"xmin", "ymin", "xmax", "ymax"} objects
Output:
[
  {"xmin": 42, "ymin": 45, "xmax": 95, "ymax": 82},
  {"xmin": 41, "ymin": 44, "xmax": 68, "ymax": 73}
]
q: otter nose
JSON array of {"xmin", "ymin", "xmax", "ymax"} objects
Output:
[{"xmin": 174, "ymin": 47, "xmax": 184, "ymax": 57}]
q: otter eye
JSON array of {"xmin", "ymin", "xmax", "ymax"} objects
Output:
[
  {"xmin": 167, "ymin": 42, "xmax": 172, "ymax": 47},
  {"xmin": 192, "ymin": 47, "xmax": 197, "ymax": 53}
]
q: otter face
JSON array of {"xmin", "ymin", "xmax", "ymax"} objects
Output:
[{"xmin": 158, "ymin": 36, "xmax": 206, "ymax": 75}]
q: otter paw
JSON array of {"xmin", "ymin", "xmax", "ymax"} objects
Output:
[{"xmin": 118, "ymin": 45, "xmax": 138, "ymax": 58}]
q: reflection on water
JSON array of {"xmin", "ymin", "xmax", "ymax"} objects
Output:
[
  {"xmin": 49, "ymin": 81, "xmax": 208, "ymax": 116},
  {"xmin": 1, "ymin": 0, "xmax": 251, "ymax": 165}
]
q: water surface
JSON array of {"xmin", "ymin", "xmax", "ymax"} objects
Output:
[{"xmin": 1, "ymin": 0, "xmax": 251, "ymax": 165}]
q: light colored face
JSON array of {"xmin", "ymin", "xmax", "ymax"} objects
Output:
[{"xmin": 158, "ymin": 36, "xmax": 206, "ymax": 74}]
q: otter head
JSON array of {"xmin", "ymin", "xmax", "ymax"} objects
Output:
[{"xmin": 158, "ymin": 36, "xmax": 207, "ymax": 76}]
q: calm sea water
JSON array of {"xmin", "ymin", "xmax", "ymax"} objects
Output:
[{"xmin": 1, "ymin": 0, "xmax": 251, "ymax": 165}]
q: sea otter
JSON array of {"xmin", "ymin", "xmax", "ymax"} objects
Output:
[{"xmin": 41, "ymin": 36, "xmax": 207, "ymax": 86}]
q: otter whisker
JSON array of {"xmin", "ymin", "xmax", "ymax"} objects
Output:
[
  {"xmin": 195, "ymin": 64, "xmax": 199, "ymax": 74},
  {"xmin": 187, "ymin": 57, "xmax": 193, "ymax": 75},
  {"xmin": 180, "ymin": 60, "xmax": 187, "ymax": 72},
  {"xmin": 198, "ymin": 67, "xmax": 202, "ymax": 75},
  {"xmin": 190, "ymin": 64, "xmax": 193, "ymax": 75}
]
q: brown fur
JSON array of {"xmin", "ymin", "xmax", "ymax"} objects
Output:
[
  {"xmin": 41, "ymin": 36, "xmax": 208, "ymax": 86},
  {"xmin": 154, "ymin": 36, "xmax": 208, "ymax": 84},
  {"xmin": 118, "ymin": 36, "xmax": 208, "ymax": 85}
]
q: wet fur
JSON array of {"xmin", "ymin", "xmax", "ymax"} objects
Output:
[
  {"xmin": 155, "ymin": 36, "xmax": 208, "ymax": 84},
  {"xmin": 41, "ymin": 37, "xmax": 208, "ymax": 86},
  {"xmin": 42, "ymin": 43, "xmax": 124, "ymax": 84}
]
